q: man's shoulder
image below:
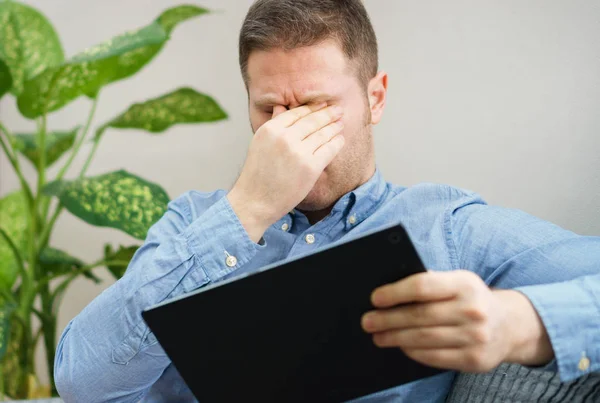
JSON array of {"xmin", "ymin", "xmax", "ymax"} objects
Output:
[{"xmin": 386, "ymin": 181, "xmax": 486, "ymax": 207}]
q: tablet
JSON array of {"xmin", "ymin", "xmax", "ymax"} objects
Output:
[{"xmin": 142, "ymin": 223, "xmax": 443, "ymax": 402}]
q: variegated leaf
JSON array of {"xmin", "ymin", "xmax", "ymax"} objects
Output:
[
  {"xmin": 157, "ymin": 4, "xmax": 208, "ymax": 34},
  {"xmin": 0, "ymin": 1, "xmax": 64, "ymax": 95},
  {"xmin": 44, "ymin": 170, "xmax": 170, "ymax": 239},
  {"xmin": 17, "ymin": 5, "xmax": 209, "ymax": 118},
  {"xmin": 96, "ymin": 87, "xmax": 227, "ymax": 138},
  {"xmin": 0, "ymin": 58, "xmax": 12, "ymax": 98},
  {"xmin": 103, "ymin": 244, "xmax": 139, "ymax": 279},
  {"xmin": 11, "ymin": 127, "xmax": 79, "ymax": 169},
  {"xmin": 109, "ymin": 5, "xmax": 208, "ymax": 84},
  {"xmin": 0, "ymin": 191, "xmax": 28, "ymax": 291}
]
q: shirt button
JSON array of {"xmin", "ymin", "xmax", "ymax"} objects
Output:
[
  {"xmin": 578, "ymin": 356, "xmax": 591, "ymax": 371},
  {"xmin": 348, "ymin": 215, "xmax": 357, "ymax": 225},
  {"xmin": 281, "ymin": 222, "xmax": 289, "ymax": 231},
  {"xmin": 305, "ymin": 234, "xmax": 315, "ymax": 244},
  {"xmin": 225, "ymin": 255, "xmax": 237, "ymax": 267}
]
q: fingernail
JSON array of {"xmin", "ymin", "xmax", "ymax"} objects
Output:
[
  {"xmin": 362, "ymin": 313, "xmax": 375, "ymax": 330},
  {"xmin": 332, "ymin": 105, "xmax": 343, "ymax": 116},
  {"xmin": 371, "ymin": 291, "xmax": 382, "ymax": 306},
  {"xmin": 373, "ymin": 334, "xmax": 385, "ymax": 347}
]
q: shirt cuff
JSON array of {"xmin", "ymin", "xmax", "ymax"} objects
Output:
[
  {"xmin": 183, "ymin": 195, "xmax": 265, "ymax": 281},
  {"xmin": 516, "ymin": 278, "xmax": 600, "ymax": 382}
]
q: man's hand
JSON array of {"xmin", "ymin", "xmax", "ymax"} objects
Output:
[
  {"xmin": 228, "ymin": 103, "xmax": 345, "ymax": 242},
  {"xmin": 361, "ymin": 270, "xmax": 554, "ymax": 373}
]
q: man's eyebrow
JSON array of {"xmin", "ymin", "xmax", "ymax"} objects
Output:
[
  {"xmin": 254, "ymin": 95, "xmax": 280, "ymax": 107},
  {"xmin": 254, "ymin": 92, "xmax": 333, "ymax": 107},
  {"xmin": 297, "ymin": 92, "xmax": 333, "ymax": 104}
]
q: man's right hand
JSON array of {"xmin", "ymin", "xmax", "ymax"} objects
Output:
[{"xmin": 227, "ymin": 103, "xmax": 345, "ymax": 243}]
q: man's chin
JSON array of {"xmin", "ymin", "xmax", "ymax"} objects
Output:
[{"xmin": 296, "ymin": 191, "xmax": 335, "ymax": 212}]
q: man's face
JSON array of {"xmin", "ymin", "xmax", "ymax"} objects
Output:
[{"xmin": 246, "ymin": 40, "xmax": 379, "ymax": 212}]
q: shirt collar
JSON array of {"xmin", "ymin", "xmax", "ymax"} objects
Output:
[
  {"xmin": 332, "ymin": 168, "xmax": 389, "ymax": 230},
  {"xmin": 276, "ymin": 168, "xmax": 388, "ymax": 232}
]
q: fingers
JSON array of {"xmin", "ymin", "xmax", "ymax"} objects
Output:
[
  {"xmin": 403, "ymin": 347, "xmax": 498, "ymax": 373},
  {"xmin": 362, "ymin": 300, "xmax": 465, "ymax": 333},
  {"xmin": 290, "ymin": 106, "xmax": 344, "ymax": 140},
  {"xmin": 372, "ymin": 326, "xmax": 474, "ymax": 349},
  {"xmin": 302, "ymin": 120, "xmax": 344, "ymax": 152},
  {"xmin": 312, "ymin": 134, "xmax": 345, "ymax": 169},
  {"xmin": 371, "ymin": 270, "xmax": 483, "ymax": 308},
  {"xmin": 270, "ymin": 103, "xmax": 327, "ymax": 128}
]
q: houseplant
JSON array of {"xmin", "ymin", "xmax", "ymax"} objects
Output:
[{"xmin": 0, "ymin": 1, "xmax": 227, "ymax": 398}]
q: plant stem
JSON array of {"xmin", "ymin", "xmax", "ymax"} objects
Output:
[
  {"xmin": 0, "ymin": 363, "xmax": 4, "ymax": 400},
  {"xmin": 0, "ymin": 226, "xmax": 26, "ymax": 280},
  {"xmin": 40, "ymin": 285, "xmax": 57, "ymax": 395},
  {"xmin": 38, "ymin": 96, "xmax": 100, "ymax": 244},
  {"xmin": 79, "ymin": 136, "xmax": 100, "ymax": 178},
  {"xmin": 36, "ymin": 116, "xmax": 47, "ymax": 207},
  {"xmin": 0, "ymin": 126, "xmax": 15, "ymax": 161},
  {"xmin": 0, "ymin": 287, "xmax": 16, "ymax": 305},
  {"xmin": 55, "ymin": 97, "xmax": 99, "ymax": 182},
  {"xmin": 37, "ymin": 203, "xmax": 63, "ymax": 253},
  {"xmin": 7, "ymin": 112, "xmax": 49, "ymax": 398},
  {"xmin": 32, "ymin": 327, "xmax": 43, "ymax": 350},
  {"xmin": 0, "ymin": 121, "xmax": 34, "ymax": 205}
]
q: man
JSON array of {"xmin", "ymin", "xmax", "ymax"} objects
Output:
[{"xmin": 54, "ymin": 0, "xmax": 599, "ymax": 401}]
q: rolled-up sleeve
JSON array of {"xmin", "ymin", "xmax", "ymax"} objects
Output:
[
  {"xmin": 55, "ymin": 190, "xmax": 263, "ymax": 402},
  {"xmin": 517, "ymin": 274, "xmax": 600, "ymax": 381},
  {"xmin": 448, "ymin": 199, "xmax": 600, "ymax": 382}
]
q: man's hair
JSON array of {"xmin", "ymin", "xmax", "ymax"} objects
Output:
[{"xmin": 239, "ymin": 0, "xmax": 378, "ymax": 88}]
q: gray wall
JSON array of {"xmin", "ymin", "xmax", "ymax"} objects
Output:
[{"xmin": 1, "ymin": 0, "xmax": 599, "ymax": 384}]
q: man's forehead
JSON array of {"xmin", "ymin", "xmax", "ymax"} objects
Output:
[{"xmin": 246, "ymin": 40, "xmax": 356, "ymax": 103}]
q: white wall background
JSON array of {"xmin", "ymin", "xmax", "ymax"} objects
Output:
[{"xmin": 1, "ymin": 0, "xmax": 599, "ymax": 384}]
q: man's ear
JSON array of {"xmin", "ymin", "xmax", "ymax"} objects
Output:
[{"xmin": 368, "ymin": 71, "xmax": 388, "ymax": 125}]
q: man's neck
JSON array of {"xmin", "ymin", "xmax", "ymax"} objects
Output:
[
  {"xmin": 301, "ymin": 207, "xmax": 334, "ymax": 226},
  {"xmin": 300, "ymin": 166, "xmax": 377, "ymax": 225}
]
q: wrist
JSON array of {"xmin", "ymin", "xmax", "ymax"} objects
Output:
[
  {"xmin": 227, "ymin": 188, "xmax": 275, "ymax": 243},
  {"xmin": 496, "ymin": 290, "xmax": 554, "ymax": 366}
]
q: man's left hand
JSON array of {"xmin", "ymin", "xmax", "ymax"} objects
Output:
[{"xmin": 361, "ymin": 270, "xmax": 554, "ymax": 373}]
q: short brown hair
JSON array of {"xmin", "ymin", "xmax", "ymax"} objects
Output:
[{"xmin": 239, "ymin": 0, "xmax": 378, "ymax": 87}]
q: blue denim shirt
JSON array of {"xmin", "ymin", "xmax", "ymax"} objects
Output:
[{"xmin": 54, "ymin": 170, "xmax": 600, "ymax": 402}]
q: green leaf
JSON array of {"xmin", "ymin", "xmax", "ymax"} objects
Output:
[
  {"xmin": 17, "ymin": 23, "xmax": 164, "ymax": 118},
  {"xmin": 39, "ymin": 247, "xmax": 101, "ymax": 284},
  {"xmin": 0, "ymin": 58, "xmax": 12, "ymax": 98},
  {"xmin": 157, "ymin": 4, "xmax": 209, "ymax": 34},
  {"xmin": 96, "ymin": 88, "xmax": 227, "ymax": 138},
  {"xmin": 105, "ymin": 5, "xmax": 208, "ymax": 85},
  {"xmin": 0, "ymin": 302, "xmax": 16, "ymax": 360},
  {"xmin": 17, "ymin": 5, "xmax": 209, "ymax": 119},
  {"xmin": 11, "ymin": 127, "xmax": 79, "ymax": 170},
  {"xmin": 44, "ymin": 170, "xmax": 170, "ymax": 239},
  {"xmin": 103, "ymin": 244, "xmax": 139, "ymax": 280},
  {"xmin": 0, "ymin": 192, "xmax": 28, "ymax": 291},
  {"xmin": 0, "ymin": 1, "xmax": 64, "ymax": 95}
]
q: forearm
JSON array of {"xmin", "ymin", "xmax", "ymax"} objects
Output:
[
  {"xmin": 55, "ymin": 194, "xmax": 263, "ymax": 401},
  {"xmin": 494, "ymin": 290, "xmax": 554, "ymax": 367}
]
